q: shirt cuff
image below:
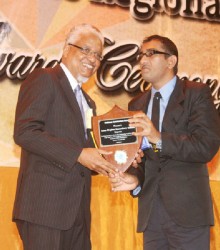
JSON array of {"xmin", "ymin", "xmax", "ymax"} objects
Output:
[{"xmin": 132, "ymin": 185, "xmax": 141, "ymax": 196}]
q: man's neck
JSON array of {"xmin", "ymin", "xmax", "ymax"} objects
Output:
[{"xmin": 152, "ymin": 73, "xmax": 175, "ymax": 90}]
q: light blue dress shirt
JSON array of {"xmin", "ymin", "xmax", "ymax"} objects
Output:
[
  {"xmin": 133, "ymin": 76, "xmax": 177, "ymax": 195},
  {"xmin": 141, "ymin": 76, "xmax": 177, "ymax": 150}
]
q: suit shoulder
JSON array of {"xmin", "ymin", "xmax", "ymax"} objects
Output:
[
  {"xmin": 19, "ymin": 66, "xmax": 61, "ymax": 97},
  {"xmin": 179, "ymin": 79, "xmax": 212, "ymax": 100},
  {"xmin": 129, "ymin": 91, "xmax": 149, "ymax": 107},
  {"xmin": 22, "ymin": 65, "xmax": 60, "ymax": 87},
  {"xmin": 181, "ymin": 79, "xmax": 210, "ymax": 92},
  {"xmin": 179, "ymin": 79, "xmax": 217, "ymax": 113},
  {"xmin": 24, "ymin": 64, "xmax": 60, "ymax": 81}
]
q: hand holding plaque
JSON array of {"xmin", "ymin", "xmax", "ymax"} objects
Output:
[{"xmin": 92, "ymin": 105, "xmax": 142, "ymax": 172}]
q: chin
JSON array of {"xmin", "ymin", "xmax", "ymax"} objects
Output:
[{"xmin": 77, "ymin": 75, "xmax": 89, "ymax": 83}]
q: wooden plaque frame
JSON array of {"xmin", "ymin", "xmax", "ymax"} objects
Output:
[{"xmin": 92, "ymin": 105, "xmax": 142, "ymax": 172}]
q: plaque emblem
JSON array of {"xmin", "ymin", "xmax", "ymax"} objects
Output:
[
  {"xmin": 114, "ymin": 150, "xmax": 128, "ymax": 165},
  {"xmin": 92, "ymin": 105, "xmax": 142, "ymax": 172}
]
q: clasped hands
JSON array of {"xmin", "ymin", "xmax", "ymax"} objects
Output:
[{"xmin": 109, "ymin": 148, "xmax": 143, "ymax": 192}]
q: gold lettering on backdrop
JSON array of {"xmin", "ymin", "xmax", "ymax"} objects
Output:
[
  {"xmin": 90, "ymin": 0, "xmax": 220, "ymax": 22},
  {"xmin": 0, "ymin": 52, "xmax": 59, "ymax": 80},
  {"xmin": 0, "ymin": 42, "xmax": 219, "ymax": 111}
]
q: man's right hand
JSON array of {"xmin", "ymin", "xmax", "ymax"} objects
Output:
[
  {"xmin": 109, "ymin": 172, "xmax": 139, "ymax": 192},
  {"xmin": 78, "ymin": 148, "xmax": 118, "ymax": 176}
]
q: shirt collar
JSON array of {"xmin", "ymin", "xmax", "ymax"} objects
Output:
[
  {"xmin": 151, "ymin": 76, "xmax": 177, "ymax": 101},
  {"xmin": 60, "ymin": 63, "xmax": 81, "ymax": 90}
]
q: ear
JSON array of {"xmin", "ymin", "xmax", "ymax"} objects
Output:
[
  {"xmin": 63, "ymin": 45, "xmax": 70, "ymax": 58},
  {"xmin": 167, "ymin": 55, "xmax": 177, "ymax": 69}
]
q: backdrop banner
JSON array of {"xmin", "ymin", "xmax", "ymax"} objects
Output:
[{"xmin": 1, "ymin": 0, "xmax": 219, "ymax": 179}]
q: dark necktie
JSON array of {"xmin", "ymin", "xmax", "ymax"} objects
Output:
[
  {"xmin": 74, "ymin": 85, "xmax": 87, "ymax": 138},
  {"xmin": 151, "ymin": 92, "xmax": 162, "ymax": 131}
]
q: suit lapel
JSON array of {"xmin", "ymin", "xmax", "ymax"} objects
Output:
[
  {"xmin": 82, "ymin": 89, "xmax": 96, "ymax": 115},
  {"xmin": 55, "ymin": 65, "xmax": 86, "ymax": 137},
  {"xmin": 142, "ymin": 92, "xmax": 151, "ymax": 113},
  {"xmin": 132, "ymin": 91, "xmax": 151, "ymax": 113},
  {"xmin": 162, "ymin": 78, "xmax": 185, "ymax": 132}
]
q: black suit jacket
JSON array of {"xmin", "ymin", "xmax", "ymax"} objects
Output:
[
  {"xmin": 129, "ymin": 77, "xmax": 220, "ymax": 232},
  {"xmin": 13, "ymin": 64, "xmax": 96, "ymax": 231}
]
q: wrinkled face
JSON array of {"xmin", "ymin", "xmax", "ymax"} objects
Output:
[
  {"xmin": 63, "ymin": 32, "xmax": 103, "ymax": 82},
  {"xmin": 139, "ymin": 40, "xmax": 172, "ymax": 86}
]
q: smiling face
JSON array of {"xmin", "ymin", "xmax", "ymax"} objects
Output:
[
  {"xmin": 139, "ymin": 39, "xmax": 176, "ymax": 89},
  {"xmin": 62, "ymin": 32, "xmax": 103, "ymax": 82}
]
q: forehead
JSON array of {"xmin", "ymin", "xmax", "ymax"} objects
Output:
[
  {"xmin": 75, "ymin": 33, "xmax": 103, "ymax": 50},
  {"xmin": 141, "ymin": 39, "xmax": 163, "ymax": 51}
]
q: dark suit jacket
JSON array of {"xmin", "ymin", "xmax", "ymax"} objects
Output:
[
  {"xmin": 129, "ymin": 77, "xmax": 220, "ymax": 232},
  {"xmin": 13, "ymin": 64, "xmax": 96, "ymax": 231}
]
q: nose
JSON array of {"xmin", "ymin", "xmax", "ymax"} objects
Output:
[
  {"xmin": 139, "ymin": 54, "xmax": 150, "ymax": 65},
  {"xmin": 139, "ymin": 55, "xmax": 146, "ymax": 65},
  {"xmin": 87, "ymin": 52, "xmax": 97, "ymax": 62}
]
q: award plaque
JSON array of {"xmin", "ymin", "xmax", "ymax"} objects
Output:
[{"xmin": 92, "ymin": 105, "xmax": 142, "ymax": 172}]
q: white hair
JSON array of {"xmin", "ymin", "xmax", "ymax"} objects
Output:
[
  {"xmin": 65, "ymin": 23, "xmax": 104, "ymax": 47},
  {"xmin": 0, "ymin": 22, "xmax": 11, "ymax": 44}
]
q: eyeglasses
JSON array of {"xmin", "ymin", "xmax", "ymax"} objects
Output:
[
  {"xmin": 137, "ymin": 49, "xmax": 171, "ymax": 61},
  {"xmin": 68, "ymin": 44, "xmax": 103, "ymax": 61}
]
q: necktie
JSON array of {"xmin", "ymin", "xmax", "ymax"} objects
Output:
[
  {"xmin": 141, "ymin": 91, "xmax": 162, "ymax": 150},
  {"xmin": 74, "ymin": 85, "xmax": 87, "ymax": 138},
  {"xmin": 151, "ymin": 92, "xmax": 162, "ymax": 131}
]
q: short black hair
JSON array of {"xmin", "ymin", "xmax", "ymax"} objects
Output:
[{"xmin": 142, "ymin": 35, "xmax": 178, "ymax": 74}]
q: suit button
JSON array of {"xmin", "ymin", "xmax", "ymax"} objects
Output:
[
  {"xmin": 158, "ymin": 168, "xmax": 161, "ymax": 173},
  {"xmin": 80, "ymin": 172, "xmax": 85, "ymax": 177}
]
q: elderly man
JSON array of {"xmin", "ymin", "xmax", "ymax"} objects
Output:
[{"xmin": 13, "ymin": 23, "xmax": 117, "ymax": 250}]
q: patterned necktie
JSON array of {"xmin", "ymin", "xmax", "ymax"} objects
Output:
[
  {"xmin": 74, "ymin": 85, "xmax": 87, "ymax": 138},
  {"xmin": 151, "ymin": 92, "xmax": 162, "ymax": 131}
]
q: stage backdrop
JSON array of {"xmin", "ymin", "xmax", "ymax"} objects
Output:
[{"xmin": 0, "ymin": 1, "xmax": 219, "ymax": 249}]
